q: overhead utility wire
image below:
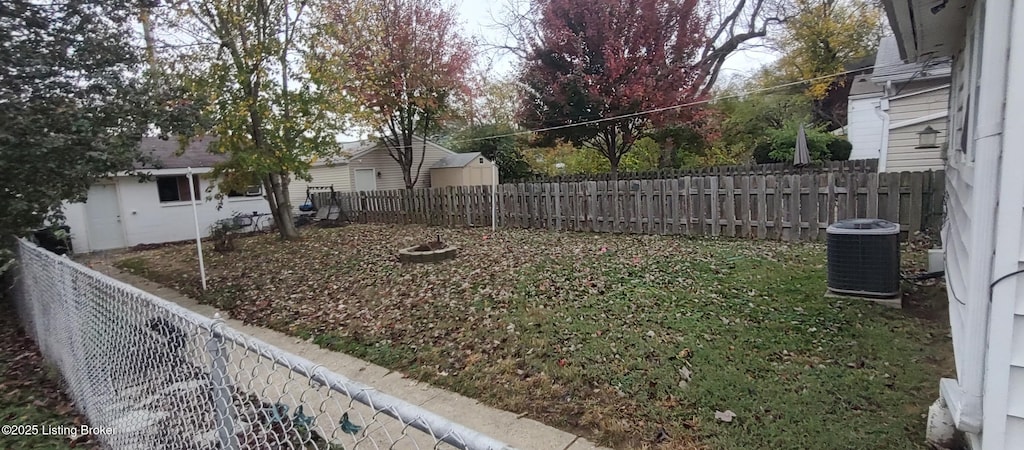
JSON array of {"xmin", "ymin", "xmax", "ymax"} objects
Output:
[{"xmin": 366, "ymin": 60, "xmax": 944, "ymax": 151}]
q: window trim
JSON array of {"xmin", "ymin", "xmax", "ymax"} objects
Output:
[{"xmin": 226, "ymin": 184, "xmax": 264, "ymax": 199}]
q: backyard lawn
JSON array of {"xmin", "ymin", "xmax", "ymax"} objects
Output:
[{"xmin": 112, "ymin": 224, "xmax": 953, "ymax": 449}]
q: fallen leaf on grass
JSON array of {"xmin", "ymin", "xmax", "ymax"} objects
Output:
[
  {"xmin": 678, "ymin": 367, "xmax": 693, "ymax": 389},
  {"xmin": 714, "ymin": 410, "xmax": 737, "ymax": 423}
]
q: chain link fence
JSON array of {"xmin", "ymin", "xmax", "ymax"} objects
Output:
[{"xmin": 11, "ymin": 240, "xmax": 514, "ymax": 450}]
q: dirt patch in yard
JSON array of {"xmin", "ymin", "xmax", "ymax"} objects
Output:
[{"xmin": 111, "ymin": 225, "xmax": 954, "ymax": 449}]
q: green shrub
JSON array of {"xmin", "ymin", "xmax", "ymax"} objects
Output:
[
  {"xmin": 766, "ymin": 122, "xmax": 835, "ymax": 163},
  {"xmin": 209, "ymin": 218, "xmax": 240, "ymax": 252},
  {"xmin": 827, "ymin": 138, "xmax": 853, "ymax": 161},
  {"xmin": 752, "ymin": 141, "xmax": 774, "ymax": 164}
]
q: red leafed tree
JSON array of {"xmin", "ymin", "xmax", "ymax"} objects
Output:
[
  {"xmin": 315, "ymin": 0, "xmax": 473, "ymax": 189},
  {"xmin": 519, "ymin": 0, "xmax": 708, "ymax": 179}
]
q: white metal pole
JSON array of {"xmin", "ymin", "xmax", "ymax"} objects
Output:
[
  {"xmin": 187, "ymin": 167, "xmax": 208, "ymax": 290},
  {"xmin": 491, "ymin": 160, "xmax": 497, "ymax": 232}
]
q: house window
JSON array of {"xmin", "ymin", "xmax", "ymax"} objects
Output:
[
  {"xmin": 156, "ymin": 175, "xmax": 200, "ymax": 203},
  {"xmin": 227, "ymin": 185, "xmax": 263, "ymax": 198}
]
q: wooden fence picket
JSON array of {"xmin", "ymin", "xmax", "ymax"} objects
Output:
[{"xmin": 329, "ymin": 168, "xmax": 944, "ymax": 242}]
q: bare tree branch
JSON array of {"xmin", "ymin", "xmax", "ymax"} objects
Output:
[{"xmin": 696, "ymin": 0, "xmax": 794, "ymax": 95}]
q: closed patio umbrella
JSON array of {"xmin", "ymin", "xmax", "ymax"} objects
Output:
[{"xmin": 794, "ymin": 124, "xmax": 811, "ymax": 167}]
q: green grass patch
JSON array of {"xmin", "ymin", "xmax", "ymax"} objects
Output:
[
  {"xmin": 113, "ymin": 256, "xmax": 150, "ymax": 277},
  {"xmin": 114, "ymin": 225, "xmax": 953, "ymax": 449}
]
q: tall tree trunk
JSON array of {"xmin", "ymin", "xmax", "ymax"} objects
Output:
[
  {"xmin": 605, "ymin": 130, "xmax": 620, "ymax": 183},
  {"xmin": 273, "ymin": 0, "xmax": 299, "ymax": 240},
  {"xmin": 271, "ymin": 172, "xmax": 299, "ymax": 239},
  {"xmin": 262, "ymin": 175, "xmax": 281, "ymax": 226},
  {"xmin": 403, "ymin": 131, "xmax": 415, "ymax": 189},
  {"xmin": 139, "ymin": 7, "xmax": 157, "ymax": 69},
  {"xmin": 246, "ymin": 92, "xmax": 297, "ymax": 240},
  {"xmin": 659, "ymin": 141, "xmax": 676, "ymax": 169}
]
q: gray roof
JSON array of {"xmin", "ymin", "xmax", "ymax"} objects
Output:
[
  {"xmin": 343, "ymin": 136, "xmax": 458, "ymax": 161},
  {"xmin": 431, "ymin": 152, "xmax": 484, "ymax": 169},
  {"xmin": 136, "ymin": 136, "xmax": 226, "ymax": 169},
  {"xmin": 871, "ymin": 36, "xmax": 950, "ymax": 83},
  {"xmin": 339, "ymin": 139, "xmax": 378, "ymax": 159},
  {"xmin": 849, "ymin": 75, "xmax": 884, "ymax": 97}
]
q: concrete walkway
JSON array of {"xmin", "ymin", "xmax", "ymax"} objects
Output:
[{"xmin": 85, "ymin": 258, "xmax": 606, "ymax": 450}]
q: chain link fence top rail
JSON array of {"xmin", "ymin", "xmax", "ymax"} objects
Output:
[{"xmin": 11, "ymin": 240, "xmax": 514, "ymax": 450}]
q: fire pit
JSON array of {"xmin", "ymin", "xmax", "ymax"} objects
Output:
[{"xmin": 398, "ymin": 235, "xmax": 458, "ymax": 263}]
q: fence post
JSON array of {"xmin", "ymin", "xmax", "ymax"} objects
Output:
[{"xmin": 207, "ymin": 315, "xmax": 238, "ymax": 450}]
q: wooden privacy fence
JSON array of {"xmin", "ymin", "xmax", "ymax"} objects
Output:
[
  {"xmin": 521, "ymin": 158, "xmax": 879, "ymax": 183},
  {"xmin": 319, "ymin": 170, "xmax": 944, "ymax": 242}
]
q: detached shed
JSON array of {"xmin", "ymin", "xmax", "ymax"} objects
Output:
[{"xmin": 429, "ymin": 152, "xmax": 497, "ymax": 187}]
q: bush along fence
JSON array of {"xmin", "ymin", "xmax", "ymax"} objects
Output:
[
  {"xmin": 518, "ymin": 158, "xmax": 879, "ymax": 183},
  {"xmin": 320, "ymin": 169, "xmax": 944, "ymax": 242},
  {"xmin": 12, "ymin": 240, "xmax": 513, "ymax": 450}
]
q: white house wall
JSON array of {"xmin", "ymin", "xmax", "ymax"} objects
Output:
[
  {"xmin": 65, "ymin": 173, "xmax": 270, "ymax": 253},
  {"xmin": 940, "ymin": 0, "xmax": 977, "ymax": 437},
  {"xmin": 347, "ymin": 139, "xmax": 454, "ymax": 191},
  {"xmin": 847, "ymin": 95, "xmax": 884, "ymax": 160},
  {"xmin": 996, "ymin": 0, "xmax": 1024, "ymax": 444},
  {"xmin": 940, "ymin": 0, "xmax": 1024, "ymax": 447}
]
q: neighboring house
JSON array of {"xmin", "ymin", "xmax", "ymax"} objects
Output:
[
  {"xmin": 346, "ymin": 137, "xmax": 456, "ymax": 191},
  {"xmin": 286, "ymin": 147, "xmax": 365, "ymax": 211},
  {"xmin": 287, "ymin": 136, "xmax": 460, "ymax": 209},
  {"xmin": 62, "ymin": 137, "xmax": 271, "ymax": 253},
  {"xmin": 429, "ymin": 152, "xmax": 498, "ymax": 188},
  {"xmin": 846, "ymin": 35, "xmax": 951, "ymax": 172},
  {"xmin": 884, "ymin": 1, "xmax": 1024, "ymax": 449}
]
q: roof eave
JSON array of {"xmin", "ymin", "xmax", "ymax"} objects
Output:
[
  {"xmin": 884, "ymin": 1, "xmax": 915, "ymax": 60},
  {"xmin": 882, "ymin": 0, "xmax": 969, "ymax": 62}
]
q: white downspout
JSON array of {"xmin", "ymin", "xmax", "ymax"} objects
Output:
[
  {"xmin": 874, "ymin": 92, "xmax": 891, "ymax": 172},
  {"xmin": 956, "ymin": 0, "xmax": 1012, "ymax": 436}
]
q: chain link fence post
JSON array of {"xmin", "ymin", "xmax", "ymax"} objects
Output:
[{"xmin": 207, "ymin": 314, "xmax": 239, "ymax": 450}]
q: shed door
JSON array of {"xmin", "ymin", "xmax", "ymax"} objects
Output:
[
  {"xmin": 84, "ymin": 184, "xmax": 126, "ymax": 250},
  {"xmin": 354, "ymin": 168, "xmax": 377, "ymax": 191}
]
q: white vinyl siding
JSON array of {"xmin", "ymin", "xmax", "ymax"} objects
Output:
[
  {"xmin": 943, "ymin": 2, "xmax": 977, "ymax": 392},
  {"xmin": 1000, "ymin": 0, "xmax": 1024, "ymax": 441},
  {"xmin": 1007, "ymin": 416, "xmax": 1024, "ymax": 448},
  {"xmin": 886, "ymin": 117, "xmax": 947, "ymax": 172},
  {"xmin": 942, "ymin": 2, "xmax": 1024, "ymax": 444},
  {"xmin": 884, "ymin": 85, "xmax": 950, "ymax": 172},
  {"xmin": 347, "ymin": 138, "xmax": 454, "ymax": 190},
  {"xmin": 430, "ymin": 157, "xmax": 497, "ymax": 187},
  {"xmin": 288, "ymin": 165, "xmax": 351, "ymax": 210}
]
